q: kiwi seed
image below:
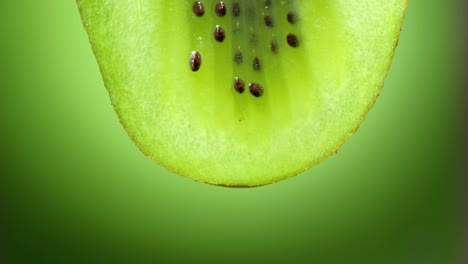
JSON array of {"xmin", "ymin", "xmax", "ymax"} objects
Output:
[
  {"xmin": 287, "ymin": 33, "xmax": 299, "ymax": 47},
  {"xmin": 192, "ymin": 2, "xmax": 205, "ymax": 17},
  {"xmin": 189, "ymin": 51, "xmax": 202, "ymax": 72},
  {"xmin": 287, "ymin": 11, "xmax": 297, "ymax": 24},
  {"xmin": 249, "ymin": 82, "xmax": 263, "ymax": 97},
  {"xmin": 270, "ymin": 40, "xmax": 278, "ymax": 53},
  {"xmin": 214, "ymin": 25, "xmax": 226, "ymax": 42},
  {"xmin": 264, "ymin": 16, "xmax": 273, "ymax": 27},
  {"xmin": 232, "ymin": 2, "xmax": 240, "ymax": 17},
  {"xmin": 252, "ymin": 57, "xmax": 261, "ymax": 72},
  {"xmin": 234, "ymin": 50, "xmax": 243, "ymax": 64},
  {"xmin": 234, "ymin": 77, "xmax": 245, "ymax": 93},
  {"xmin": 215, "ymin": 2, "xmax": 226, "ymax": 17}
]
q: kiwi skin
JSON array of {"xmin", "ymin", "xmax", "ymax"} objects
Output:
[{"xmin": 77, "ymin": 1, "xmax": 408, "ymax": 187}]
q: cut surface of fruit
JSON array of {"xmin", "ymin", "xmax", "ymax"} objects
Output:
[{"xmin": 77, "ymin": 0, "xmax": 408, "ymax": 186}]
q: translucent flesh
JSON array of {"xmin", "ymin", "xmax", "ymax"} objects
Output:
[{"xmin": 77, "ymin": 0, "xmax": 408, "ymax": 186}]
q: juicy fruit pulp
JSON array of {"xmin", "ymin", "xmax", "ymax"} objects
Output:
[{"xmin": 77, "ymin": 0, "xmax": 407, "ymax": 186}]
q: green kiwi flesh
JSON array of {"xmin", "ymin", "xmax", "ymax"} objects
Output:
[{"xmin": 77, "ymin": 0, "xmax": 408, "ymax": 186}]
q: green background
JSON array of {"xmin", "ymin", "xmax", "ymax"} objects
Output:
[{"xmin": 0, "ymin": 1, "xmax": 461, "ymax": 263}]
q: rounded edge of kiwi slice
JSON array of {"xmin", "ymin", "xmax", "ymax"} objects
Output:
[{"xmin": 76, "ymin": 0, "xmax": 409, "ymax": 187}]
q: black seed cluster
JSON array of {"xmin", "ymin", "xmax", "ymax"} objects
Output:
[
  {"xmin": 286, "ymin": 10, "xmax": 299, "ymax": 47},
  {"xmin": 189, "ymin": 1, "xmax": 301, "ymax": 97}
]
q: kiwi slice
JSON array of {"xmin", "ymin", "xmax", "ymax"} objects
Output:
[{"xmin": 77, "ymin": 0, "xmax": 407, "ymax": 186}]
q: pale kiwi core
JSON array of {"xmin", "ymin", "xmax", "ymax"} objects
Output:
[{"xmin": 77, "ymin": 0, "xmax": 408, "ymax": 186}]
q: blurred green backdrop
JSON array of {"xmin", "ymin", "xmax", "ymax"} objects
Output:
[{"xmin": 0, "ymin": 1, "xmax": 460, "ymax": 263}]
